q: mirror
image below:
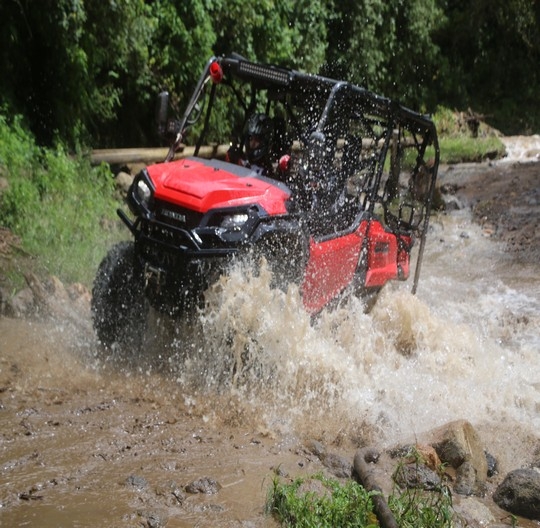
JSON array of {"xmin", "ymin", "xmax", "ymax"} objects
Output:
[{"xmin": 155, "ymin": 91, "xmax": 169, "ymax": 137}]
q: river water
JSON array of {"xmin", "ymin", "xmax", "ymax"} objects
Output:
[{"xmin": 1, "ymin": 140, "xmax": 539, "ymax": 526}]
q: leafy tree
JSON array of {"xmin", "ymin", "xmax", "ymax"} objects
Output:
[
  {"xmin": 323, "ymin": 0, "xmax": 445, "ymax": 110},
  {"xmin": 434, "ymin": 0, "xmax": 540, "ymax": 133},
  {"xmin": 1, "ymin": 0, "xmax": 538, "ymax": 147},
  {"xmin": 208, "ymin": 0, "xmax": 329, "ymax": 71},
  {"xmin": 149, "ymin": 0, "xmax": 216, "ymax": 102},
  {"xmin": 0, "ymin": 0, "xmax": 158, "ymax": 147}
]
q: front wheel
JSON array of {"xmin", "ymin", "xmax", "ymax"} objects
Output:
[{"xmin": 91, "ymin": 241, "xmax": 148, "ymax": 354}]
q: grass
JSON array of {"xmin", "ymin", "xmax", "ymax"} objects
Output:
[
  {"xmin": 438, "ymin": 135, "xmax": 505, "ymax": 164},
  {"xmin": 432, "ymin": 106, "xmax": 507, "ymax": 164},
  {"xmin": 266, "ymin": 473, "xmax": 379, "ymax": 528},
  {"xmin": 388, "ymin": 448, "xmax": 454, "ymax": 528},
  {"xmin": 266, "ymin": 447, "xmax": 455, "ymax": 528},
  {"xmin": 0, "ymin": 113, "xmax": 127, "ymax": 289}
]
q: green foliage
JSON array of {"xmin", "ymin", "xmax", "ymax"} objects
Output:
[
  {"xmin": 208, "ymin": 0, "xmax": 329, "ymax": 71},
  {"xmin": 432, "ymin": 106, "xmax": 506, "ymax": 163},
  {"xmin": 267, "ymin": 466, "xmax": 456, "ymax": 528},
  {"xmin": 266, "ymin": 473, "xmax": 379, "ymax": 527},
  {"xmin": 0, "ymin": 0, "xmax": 158, "ymax": 147},
  {"xmin": 0, "ymin": 114, "xmax": 125, "ymax": 286},
  {"xmin": 438, "ymin": 136, "xmax": 505, "ymax": 164},
  {"xmin": 0, "ymin": 0, "xmax": 538, "ymax": 148},
  {"xmin": 324, "ymin": 0, "xmax": 445, "ymax": 108},
  {"xmin": 387, "ymin": 484, "xmax": 454, "ymax": 527},
  {"xmin": 432, "ymin": 0, "xmax": 540, "ymax": 134},
  {"xmin": 149, "ymin": 0, "xmax": 216, "ymax": 100}
]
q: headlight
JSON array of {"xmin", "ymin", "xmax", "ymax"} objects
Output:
[
  {"xmin": 136, "ymin": 179, "xmax": 152, "ymax": 206},
  {"xmin": 220, "ymin": 213, "xmax": 249, "ymax": 230}
]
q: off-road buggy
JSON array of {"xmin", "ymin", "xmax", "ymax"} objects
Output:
[{"xmin": 92, "ymin": 53, "xmax": 439, "ymax": 350}]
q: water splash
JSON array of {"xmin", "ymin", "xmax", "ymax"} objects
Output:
[{"xmin": 152, "ymin": 223, "xmax": 539, "ymax": 447}]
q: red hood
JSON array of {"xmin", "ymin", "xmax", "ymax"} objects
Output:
[{"xmin": 146, "ymin": 157, "xmax": 290, "ymax": 215}]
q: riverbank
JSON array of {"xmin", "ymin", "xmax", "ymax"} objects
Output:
[{"xmin": 438, "ymin": 156, "xmax": 540, "ymax": 264}]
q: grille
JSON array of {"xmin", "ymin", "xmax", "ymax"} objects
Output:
[{"xmin": 154, "ymin": 200, "xmax": 203, "ymax": 229}]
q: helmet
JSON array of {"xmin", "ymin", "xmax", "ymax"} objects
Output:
[{"xmin": 245, "ymin": 113, "xmax": 273, "ymax": 163}]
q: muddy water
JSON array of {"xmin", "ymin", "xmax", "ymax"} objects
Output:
[{"xmin": 1, "ymin": 156, "xmax": 540, "ymax": 526}]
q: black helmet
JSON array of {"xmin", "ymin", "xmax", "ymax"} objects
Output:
[{"xmin": 245, "ymin": 113, "xmax": 273, "ymax": 163}]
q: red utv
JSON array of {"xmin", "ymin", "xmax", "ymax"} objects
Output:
[{"xmin": 91, "ymin": 54, "xmax": 439, "ymax": 350}]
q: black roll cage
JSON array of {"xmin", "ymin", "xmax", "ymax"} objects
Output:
[{"xmin": 164, "ymin": 54, "xmax": 440, "ymax": 294}]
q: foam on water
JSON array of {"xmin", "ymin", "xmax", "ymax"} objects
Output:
[{"xmin": 500, "ymin": 135, "xmax": 540, "ymax": 162}]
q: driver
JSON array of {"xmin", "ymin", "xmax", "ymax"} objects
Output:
[{"xmin": 227, "ymin": 113, "xmax": 274, "ymax": 176}]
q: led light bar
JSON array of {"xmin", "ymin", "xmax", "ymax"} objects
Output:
[{"xmin": 238, "ymin": 61, "xmax": 290, "ymax": 86}]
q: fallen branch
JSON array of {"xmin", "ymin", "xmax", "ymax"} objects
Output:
[{"xmin": 354, "ymin": 447, "xmax": 399, "ymax": 528}]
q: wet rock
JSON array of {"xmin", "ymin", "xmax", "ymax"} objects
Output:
[
  {"xmin": 185, "ymin": 476, "xmax": 221, "ymax": 494},
  {"xmin": 3, "ymin": 272, "xmax": 92, "ymax": 324},
  {"xmin": 171, "ymin": 486, "xmax": 186, "ymax": 505},
  {"xmin": 388, "ymin": 443, "xmax": 440, "ymax": 470},
  {"xmin": 304, "ymin": 439, "xmax": 352, "ymax": 478},
  {"xmin": 493, "ymin": 468, "xmax": 540, "ymax": 520},
  {"xmin": 454, "ymin": 460, "xmax": 477, "ymax": 495},
  {"xmin": 115, "ymin": 171, "xmax": 134, "ymax": 195},
  {"xmin": 362, "ymin": 447, "xmax": 380, "ymax": 464},
  {"xmin": 126, "ymin": 474, "xmax": 149, "ymax": 490},
  {"xmin": 453, "ymin": 497, "xmax": 496, "ymax": 526},
  {"xmin": 427, "ymin": 420, "xmax": 488, "ymax": 496},
  {"xmin": 439, "ymin": 182, "xmax": 460, "ymax": 195},
  {"xmin": 138, "ymin": 510, "xmax": 167, "ymax": 528},
  {"xmin": 3, "ymin": 287, "xmax": 35, "ymax": 317},
  {"xmin": 271, "ymin": 465, "xmax": 289, "ymax": 478},
  {"xmin": 194, "ymin": 503, "xmax": 225, "ymax": 513},
  {"xmin": 485, "ymin": 450, "xmax": 498, "ymax": 477},
  {"xmin": 394, "ymin": 463, "xmax": 441, "ymax": 490},
  {"xmin": 415, "ymin": 444, "xmax": 442, "ymax": 470},
  {"xmin": 305, "ymin": 439, "xmax": 326, "ymax": 458},
  {"xmin": 443, "ymin": 196, "xmax": 463, "ymax": 211},
  {"xmin": 321, "ymin": 452, "xmax": 353, "ymax": 479}
]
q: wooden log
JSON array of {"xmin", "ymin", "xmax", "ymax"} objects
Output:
[
  {"xmin": 89, "ymin": 136, "xmax": 413, "ymax": 167},
  {"xmin": 354, "ymin": 447, "xmax": 399, "ymax": 528}
]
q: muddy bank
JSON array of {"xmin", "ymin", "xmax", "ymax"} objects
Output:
[
  {"xmin": 1, "ymin": 317, "xmax": 539, "ymax": 528},
  {"xmin": 438, "ymin": 159, "xmax": 540, "ymax": 263}
]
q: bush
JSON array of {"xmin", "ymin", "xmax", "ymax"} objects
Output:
[
  {"xmin": 266, "ymin": 473, "xmax": 379, "ymax": 528},
  {"xmin": 0, "ymin": 113, "xmax": 126, "ymax": 286},
  {"xmin": 432, "ymin": 107, "xmax": 506, "ymax": 163},
  {"xmin": 266, "ymin": 456, "xmax": 455, "ymax": 528}
]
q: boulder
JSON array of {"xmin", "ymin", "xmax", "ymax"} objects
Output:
[
  {"xmin": 393, "ymin": 463, "xmax": 441, "ymax": 490},
  {"xmin": 321, "ymin": 451, "xmax": 353, "ymax": 479},
  {"xmin": 493, "ymin": 468, "xmax": 540, "ymax": 520},
  {"xmin": 4, "ymin": 287, "xmax": 35, "ymax": 317},
  {"xmin": 453, "ymin": 497, "xmax": 496, "ymax": 527},
  {"xmin": 115, "ymin": 171, "xmax": 134, "ymax": 195},
  {"xmin": 427, "ymin": 420, "xmax": 488, "ymax": 496},
  {"xmin": 304, "ymin": 439, "xmax": 352, "ymax": 478}
]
